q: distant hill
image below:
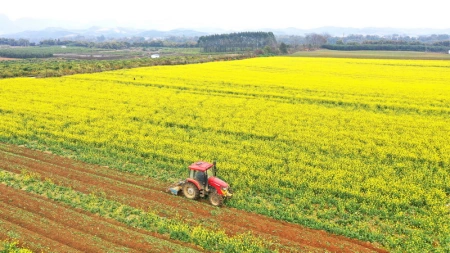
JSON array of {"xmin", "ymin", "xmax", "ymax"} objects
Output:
[
  {"xmin": 269, "ymin": 27, "xmax": 450, "ymax": 36},
  {"xmin": 2, "ymin": 27, "xmax": 209, "ymax": 43},
  {"xmin": 137, "ymin": 29, "xmax": 207, "ymax": 38},
  {"xmin": 1, "ymin": 13, "xmax": 449, "ymax": 42}
]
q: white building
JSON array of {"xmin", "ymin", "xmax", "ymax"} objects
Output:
[{"xmin": 151, "ymin": 54, "xmax": 160, "ymax": 59}]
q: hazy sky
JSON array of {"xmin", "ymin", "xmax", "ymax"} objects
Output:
[{"xmin": 2, "ymin": 0, "xmax": 450, "ymax": 30}]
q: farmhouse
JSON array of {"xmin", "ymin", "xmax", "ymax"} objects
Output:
[{"xmin": 151, "ymin": 54, "xmax": 160, "ymax": 58}]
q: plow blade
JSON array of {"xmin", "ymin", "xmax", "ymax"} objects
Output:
[
  {"xmin": 166, "ymin": 181, "xmax": 185, "ymax": 195},
  {"xmin": 168, "ymin": 186, "xmax": 182, "ymax": 195}
]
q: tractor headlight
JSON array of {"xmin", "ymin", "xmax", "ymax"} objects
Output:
[{"xmin": 221, "ymin": 187, "xmax": 232, "ymax": 198}]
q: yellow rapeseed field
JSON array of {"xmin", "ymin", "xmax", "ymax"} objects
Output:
[{"xmin": 0, "ymin": 57, "xmax": 449, "ymax": 252}]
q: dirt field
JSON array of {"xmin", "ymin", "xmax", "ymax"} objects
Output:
[
  {"xmin": 0, "ymin": 57, "xmax": 17, "ymax": 61},
  {"xmin": 0, "ymin": 143, "xmax": 388, "ymax": 252}
]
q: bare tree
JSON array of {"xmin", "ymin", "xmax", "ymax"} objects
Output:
[{"xmin": 304, "ymin": 33, "xmax": 330, "ymax": 49}]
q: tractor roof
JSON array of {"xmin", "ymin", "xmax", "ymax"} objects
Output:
[{"xmin": 188, "ymin": 161, "xmax": 214, "ymax": 172}]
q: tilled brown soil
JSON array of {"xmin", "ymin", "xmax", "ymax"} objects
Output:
[
  {"xmin": 0, "ymin": 143, "xmax": 388, "ymax": 253},
  {"xmin": 0, "ymin": 217, "xmax": 79, "ymax": 253},
  {"xmin": 0, "ymin": 57, "xmax": 17, "ymax": 61},
  {"xmin": 0, "ymin": 184, "xmax": 202, "ymax": 253}
]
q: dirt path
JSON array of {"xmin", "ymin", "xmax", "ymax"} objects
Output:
[
  {"xmin": 0, "ymin": 57, "xmax": 17, "ymax": 61},
  {"xmin": 0, "ymin": 143, "xmax": 388, "ymax": 253}
]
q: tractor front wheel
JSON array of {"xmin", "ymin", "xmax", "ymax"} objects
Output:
[
  {"xmin": 209, "ymin": 191, "xmax": 223, "ymax": 207},
  {"xmin": 183, "ymin": 182, "xmax": 200, "ymax": 200}
]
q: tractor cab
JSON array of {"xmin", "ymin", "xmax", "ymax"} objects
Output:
[
  {"xmin": 168, "ymin": 161, "xmax": 232, "ymax": 206},
  {"xmin": 188, "ymin": 161, "xmax": 214, "ymax": 187},
  {"xmin": 187, "ymin": 161, "xmax": 228, "ymax": 193}
]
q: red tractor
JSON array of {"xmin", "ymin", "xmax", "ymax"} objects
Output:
[{"xmin": 168, "ymin": 161, "xmax": 232, "ymax": 206}]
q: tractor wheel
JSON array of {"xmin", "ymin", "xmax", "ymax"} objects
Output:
[
  {"xmin": 183, "ymin": 182, "xmax": 200, "ymax": 200},
  {"xmin": 209, "ymin": 191, "xmax": 223, "ymax": 207}
]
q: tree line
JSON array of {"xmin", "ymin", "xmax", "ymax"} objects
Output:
[
  {"xmin": 0, "ymin": 38, "xmax": 35, "ymax": 46},
  {"xmin": 327, "ymin": 34, "xmax": 450, "ymax": 45},
  {"xmin": 198, "ymin": 32, "xmax": 278, "ymax": 52},
  {"xmin": 323, "ymin": 37, "xmax": 450, "ymax": 53},
  {"xmin": 3, "ymin": 32, "xmax": 283, "ymax": 54},
  {"xmin": 38, "ymin": 39, "xmax": 197, "ymax": 49},
  {"xmin": 277, "ymin": 33, "xmax": 450, "ymax": 53},
  {"xmin": 322, "ymin": 44, "xmax": 450, "ymax": 53},
  {"xmin": 0, "ymin": 48, "xmax": 53, "ymax": 58}
]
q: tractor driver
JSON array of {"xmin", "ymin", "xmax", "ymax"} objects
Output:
[{"xmin": 195, "ymin": 171, "xmax": 207, "ymax": 187}]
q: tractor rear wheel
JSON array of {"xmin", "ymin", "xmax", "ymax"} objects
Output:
[
  {"xmin": 209, "ymin": 191, "xmax": 223, "ymax": 207},
  {"xmin": 183, "ymin": 182, "xmax": 200, "ymax": 200}
]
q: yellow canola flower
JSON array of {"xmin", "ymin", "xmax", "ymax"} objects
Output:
[{"xmin": 0, "ymin": 57, "xmax": 449, "ymax": 252}]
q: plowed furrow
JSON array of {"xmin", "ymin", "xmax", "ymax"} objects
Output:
[
  {"xmin": 0, "ymin": 143, "xmax": 164, "ymax": 189},
  {"xmin": 0, "ymin": 218, "xmax": 81, "ymax": 253},
  {"xmin": 0, "ymin": 153, "xmax": 210, "ymax": 219},
  {"xmin": 0, "ymin": 144, "xmax": 387, "ymax": 253},
  {"xmin": 0, "ymin": 196, "xmax": 119, "ymax": 252},
  {"xmin": 0, "ymin": 184, "xmax": 201, "ymax": 253},
  {"xmin": 0, "ymin": 149, "xmax": 316, "ymax": 252}
]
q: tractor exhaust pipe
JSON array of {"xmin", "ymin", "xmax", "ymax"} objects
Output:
[{"xmin": 213, "ymin": 160, "xmax": 217, "ymax": 176}]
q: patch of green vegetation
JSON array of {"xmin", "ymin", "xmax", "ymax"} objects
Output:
[
  {"xmin": 0, "ymin": 46, "xmax": 107, "ymax": 58},
  {"xmin": 0, "ymin": 54, "xmax": 249, "ymax": 79},
  {"xmin": 157, "ymin": 47, "xmax": 202, "ymax": 55},
  {"xmin": 0, "ymin": 239, "xmax": 32, "ymax": 253}
]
